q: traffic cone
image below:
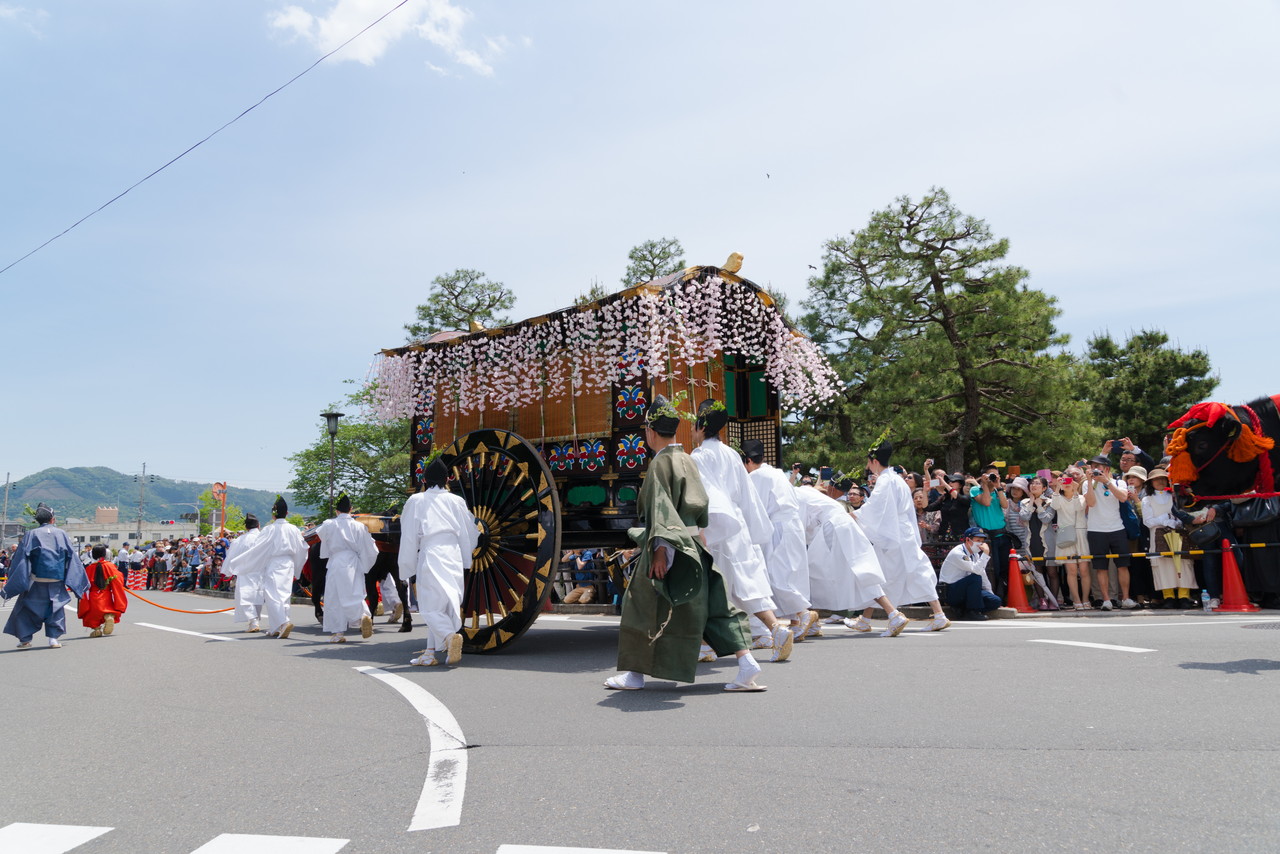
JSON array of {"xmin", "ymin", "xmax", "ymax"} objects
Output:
[
  {"xmin": 1217, "ymin": 539, "xmax": 1260, "ymax": 613},
  {"xmin": 163, "ymin": 570, "xmax": 175, "ymax": 592},
  {"xmin": 1005, "ymin": 548, "xmax": 1036, "ymax": 613}
]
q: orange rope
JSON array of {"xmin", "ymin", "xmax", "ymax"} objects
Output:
[{"xmin": 124, "ymin": 588, "xmax": 234, "ymax": 614}]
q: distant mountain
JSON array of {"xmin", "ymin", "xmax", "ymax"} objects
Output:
[{"xmin": 3, "ymin": 467, "xmax": 311, "ymax": 523}]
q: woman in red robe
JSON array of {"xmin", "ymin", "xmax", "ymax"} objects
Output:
[{"xmin": 78, "ymin": 545, "xmax": 128, "ymax": 637}]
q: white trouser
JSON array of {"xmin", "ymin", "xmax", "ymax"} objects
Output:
[
  {"xmin": 234, "ymin": 572, "xmax": 265, "ymax": 623},
  {"xmin": 381, "ymin": 574, "xmax": 401, "ymax": 607},
  {"xmin": 263, "ymin": 556, "xmax": 294, "ymax": 632}
]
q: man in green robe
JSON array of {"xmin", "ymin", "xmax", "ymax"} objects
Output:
[{"xmin": 605, "ymin": 395, "xmax": 764, "ymax": 692}]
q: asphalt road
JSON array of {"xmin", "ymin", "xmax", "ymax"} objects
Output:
[{"xmin": 3, "ymin": 591, "xmax": 1279, "ymax": 854}]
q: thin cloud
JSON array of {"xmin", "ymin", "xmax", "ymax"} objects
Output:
[
  {"xmin": 270, "ymin": 0, "xmax": 507, "ymax": 74},
  {"xmin": 0, "ymin": 3, "xmax": 48, "ymax": 35}
]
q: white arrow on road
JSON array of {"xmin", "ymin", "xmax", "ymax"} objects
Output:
[{"xmin": 355, "ymin": 665, "xmax": 468, "ymax": 831}]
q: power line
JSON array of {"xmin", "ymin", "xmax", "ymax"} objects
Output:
[{"xmin": 0, "ymin": 0, "xmax": 413, "ymax": 278}]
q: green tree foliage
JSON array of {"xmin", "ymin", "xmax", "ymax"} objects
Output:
[
  {"xmin": 1083, "ymin": 329, "xmax": 1218, "ymax": 453},
  {"xmin": 287, "ymin": 401, "xmax": 411, "ymax": 522},
  {"xmin": 404, "ymin": 269, "xmax": 515, "ymax": 342},
  {"xmin": 796, "ymin": 188, "xmax": 1099, "ymax": 474},
  {"xmin": 574, "ymin": 278, "xmax": 612, "ymax": 306},
  {"xmin": 621, "ymin": 237, "xmax": 685, "ymax": 286},
  {"xmin": 197, "ymin": 489, "xmax": 246, "ymax": 534}
]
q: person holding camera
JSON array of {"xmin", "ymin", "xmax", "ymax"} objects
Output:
[
  {"xmin": 939, "ymin": 527, "xmax": 1004, "ymax": 620},
  {"xmin": 969, "ymin": 464, "xmax": 1011, "ymax": 599},
  {"xmin": 1083, "ymin": 454, "xmax": 1132, "ymax": 610},
  {"xmin": 1050, "ymin": 468, "xmax": 1090, "ymax": 609},
  {"xmin": 926, "ymin": 474, "xmax": 972, "ymax": 543}
]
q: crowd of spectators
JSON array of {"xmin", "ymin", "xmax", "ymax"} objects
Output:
[{"xmin": 790, "ymin": 436, "xmax": 1280, "ymax": 612}]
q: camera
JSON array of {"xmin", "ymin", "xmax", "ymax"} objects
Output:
[
  {"xmin": 1111, "ymin": 440, "xmax": 1123, "ymax": 453},
  {"xmin": 987, "ymin": 473, "xmax": 999, "ymax": 484},
  {"xmin": 1091, "ymin": 468, "xmax": 1103, "ymax": 477}
]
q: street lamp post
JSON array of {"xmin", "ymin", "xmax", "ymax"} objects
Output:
[{"xmin": 321, "ymin": 411, "xmax": 344, "ymax": 517}]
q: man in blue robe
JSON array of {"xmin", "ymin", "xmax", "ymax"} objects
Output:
[{"xmin": 2, "ymin": 503, "xmax": 89, "ymax": 648}]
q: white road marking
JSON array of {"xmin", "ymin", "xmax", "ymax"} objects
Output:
[
  {"xmin": 189, "ymin": 833, "xmax": 348, "ymax": 853},
  {"xmin": 0, "ymin": 822, "xmax": 112, "ymax": 853},
  {"xmin": 136, "ymin": 622, "xmax": 239, "ymax": 641},
  {"xmin": 535, "ymin": 615, "xmax": 621, "ymax": 625},
  {"xmin": 356, "ymin": 665, "xmax": 468, "ymax": 832},
  {"xmin": 497, "ymin": 847, "xmax": 667, "ymax": 854},
  {"xmin": 1028, "ymin": 639, "xmax": 1156, "ymax": 653},
  {"xmin": 947, "ymin": 617, "xmax": 1276, "ymax": 630}
]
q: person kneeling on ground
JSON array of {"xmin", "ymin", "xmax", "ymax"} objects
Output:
[
  {"xmin": 79, "ymin": 545, "xmax": 128, "ymax": 637},
  {"xmin": 939, "ymin": 527, "xmax": 1003, "ymax": 621}
]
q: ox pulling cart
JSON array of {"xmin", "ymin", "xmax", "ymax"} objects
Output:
[{"xmin": 365, "ymin": 263, "xmax": 838, "ymax": 654}]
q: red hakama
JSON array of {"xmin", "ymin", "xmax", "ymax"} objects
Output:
[{"xmin": 78, "ymin": 560, "xmax": 129, "ymax": 629}]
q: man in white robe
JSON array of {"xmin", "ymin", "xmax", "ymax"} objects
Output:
[
  {"xmin": 689, "ymin": 400, "xmax": 793, "ymax": 663},
  {"xmin": 793, "ymin": 482, "xmax": 902, "ymax": 635},
  {"xmin": 223, "ymin": 514, "xmax": 265, "ymax": 632},
  {"xmin": 317, "ymin": 493, "xmax": 378, "ymax": 642},
  {"xmin": 741, "ymin": 439, "xmax": 816, "ymax": 643},
  {"xmin": 851, "ymin": 441, "xmax": 950, "ymax": 635},
  {"xmin": 398, "ymin": 458, "xmax": 480, "ymax": 667},
  {"xmin": 223, "ymin": 497, "xmax": 308, "ymax": 638}
]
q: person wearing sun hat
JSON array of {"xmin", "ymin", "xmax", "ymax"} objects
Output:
[{"xmin": 1138, "ymin": 467, "xmax": 1198, "ymax": 608}]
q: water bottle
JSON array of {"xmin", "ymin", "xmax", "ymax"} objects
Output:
[{"xmin": 1201, "ymin": 590, "xmax": 1212, "ymax": 612}]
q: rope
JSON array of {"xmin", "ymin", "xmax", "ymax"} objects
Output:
[
  {"xmin": 1185, "ymin": 490, "xmax": 1280, "ymax": 501},
  {"xmin": 1015, "ymin": 542, "xmax": 1280, "ymax": 562},
  {"xmin": 124, "ymin": 588, "xmax": 233, "ymax": 614}
]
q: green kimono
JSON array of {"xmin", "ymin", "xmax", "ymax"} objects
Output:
[{"xmin": 617, "ymin": 444, "xmax": 750, "ymax": 682}]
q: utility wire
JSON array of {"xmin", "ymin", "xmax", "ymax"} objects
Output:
[{"xmin": 0, "ymin": 0, "xmax": 413, "ymax": 278}]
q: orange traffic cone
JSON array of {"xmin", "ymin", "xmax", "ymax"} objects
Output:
[
  {"xmin": 1217, "ymin": 539, "xmax": 1260, "ymax": 613},
  {"xmin": 1005, "ymin": 548, "xmax": 1035, "ymax": 613},
  {"xmin": 163, "ymin": 570, "xmax": 175, "ymax": 592}
]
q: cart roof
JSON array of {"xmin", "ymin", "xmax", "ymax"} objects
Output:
[{"xmin": 367, "ymin": 265, "xmax": 838, "ymax": 420}]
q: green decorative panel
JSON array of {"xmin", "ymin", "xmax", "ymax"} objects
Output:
[{"xmin": 566, "ymin": 484, "xmax": 608, "ymax": 507}]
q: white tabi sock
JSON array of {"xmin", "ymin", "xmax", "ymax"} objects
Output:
[{"xmin": 736, "ymin": 652, "xmax": 761, "ymax": 684}]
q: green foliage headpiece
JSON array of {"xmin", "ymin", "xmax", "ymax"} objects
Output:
[
  {"xmin": 695, "ymin": 398, "xmax": 728, "ymax": 436},
  {"xmin": 645, "ymin": 394, "xmax": 682, "ymax": 436}
]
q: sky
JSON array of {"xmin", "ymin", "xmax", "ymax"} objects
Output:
[{"xmin": 2, "ymin": 1, "xmax": 1277, "ymax": 492}]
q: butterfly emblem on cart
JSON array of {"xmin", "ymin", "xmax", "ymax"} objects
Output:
[
  {"xmin": 546, "ymin": 441, "xmax": 576, "ymax": 473},
  {"xmin": 615, "ymin": 433, "xmax": 648, "ymax": 470},
  {"xmin": 414, "ymin": 416, "xmax": 434, "ymax": 445},
  {"xmin": 578, "ymin": 439, "xmax": 608, "ymax": 473},
  {"xmin": 615, "ymin": 386, "xmax": 647, "ymax": 421}
]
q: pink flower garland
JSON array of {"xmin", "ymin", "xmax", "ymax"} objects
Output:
[{"xmin": 363, "ymin": 276, "xmax": 840, "ymax": 421}]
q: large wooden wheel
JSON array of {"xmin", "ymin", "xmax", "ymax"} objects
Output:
[{"xmin": 438, "ymin": 428, "xmax": 561, "ymax": 653}]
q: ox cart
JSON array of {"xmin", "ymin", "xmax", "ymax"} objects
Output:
[{"xmin": 364, "ymin": 263, "xmax": 837, "ymax": 653}]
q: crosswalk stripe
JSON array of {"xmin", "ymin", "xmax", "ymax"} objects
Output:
[
  {"xmin": 496, "ymin": 847, "xmax": 667, "ymax": 854},
  {"xmin": 188, "ymin": 833, "xmax": 349, "ymax": 853},
  {"xmin": 494, "ymin": 850, "xmax": 665, "ymax": 854},
  {"xmin": 0, "ymin": 823, "xmax": 112, "ymax": 853}
]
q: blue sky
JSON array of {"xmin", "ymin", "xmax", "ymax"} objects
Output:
[{"xmin": 2, "ymin": 1, "xmax": 1276, "ymax": 491}]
